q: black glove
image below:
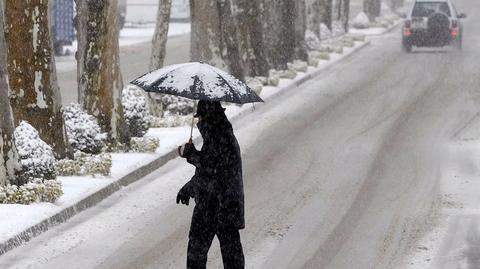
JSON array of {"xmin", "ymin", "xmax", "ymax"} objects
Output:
[
  {"xmin": 176, "ymin": 182, "xmax": 193, "ymax": 206},
  {"xmin": 182, "ymin": 142, "xmax": 196, "ymax": 158}
]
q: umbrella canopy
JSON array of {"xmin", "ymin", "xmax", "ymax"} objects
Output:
[{"xmin": 130, "ymin": 62, "xmax": 263, "ymax": 104}]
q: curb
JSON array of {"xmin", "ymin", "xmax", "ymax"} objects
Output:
[{"xmin": 0, "ymin": 40, "xmax": 371, "ymax": 256}]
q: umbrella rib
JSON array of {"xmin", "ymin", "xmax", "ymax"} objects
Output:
[{"xmin": 210, "ymin": 68, "xmax": 241, "ymax": 103}]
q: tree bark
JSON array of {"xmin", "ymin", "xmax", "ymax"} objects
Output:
[
  {"xmin": 306, "ymin": 0, "xmax": 322, "ymax": 39},
  {"xmin": 190, "ymin": 0, "xmax": 245, "ymax": 81},
  {"xmin": 5, "ymin": 0, "xmax": 72, "ymax": 159},
  {"xmin": 363, "ymin": 0, "xmax": 381, "ymax": 22},
  {"xmin": 342, "ymin": 0, "xmax": 350, "ymax": 32},
  {"xmin": 76, "ymin": 0, "xmax": 130, "ymax": 144},
  {"xmin": 323, "ymin": 0, "xmax": 333, "ymax": 30},
  {"xmin": 148, "ymin": 0, "xmax": 172, "ymax": 118},
  {"xmin": 150, "ymin": 0, "xmax": 172, "ymax": 71},
  {"xmin": 233, "ymin": 0, "xmax": 269, "ymax": 77},
  {"xmin": 295, "ymin": 0, "xmax": 308, "ymax": 61},
  {"xmin": 276, "ymin": 0, "xmax": 296, "ymax": 69},
  {"xmin": 0, "ymin": 0, "xmax": 19, "ymax": 186}
]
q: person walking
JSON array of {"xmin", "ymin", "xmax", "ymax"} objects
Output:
[{"xmin": 177, "ymin": 100, "xmax": 245, "ymax": 269}]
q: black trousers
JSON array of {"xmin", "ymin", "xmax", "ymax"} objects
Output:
[{"xmin": 187, "ymin": 205, "xmax": 244, "ymax": 269}]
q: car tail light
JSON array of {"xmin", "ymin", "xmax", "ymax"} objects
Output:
[
  {"xmin": 451, "ymin": 20, "xmax": 459, "ymax": 37},
  {"xmin": 403, "ymin": 20, "xmax": 412, "ymax": 37}
]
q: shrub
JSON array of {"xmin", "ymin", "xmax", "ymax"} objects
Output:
[
  {"xmin": 0, "ymin": 179, "xmax": 63, "ymax": 204},
  {"xmin": 64, "ymin": 103, "xmax": 106, "ymax": 154},
  {"xmin": 14, "ymin": 121, "xmax": 56, "ymax": 181},
  {"xmin": 56, "ymin": 152, "xmax": 112, "ymax": 177},
  {"xmin": 162, "ymin": 95, "xmax": 195, "ymax": 116},
  {"xmin": 123, "ymin": 85, "xmax": 151, "ymax": 137},
  {"xmin": 130, "ymin": 137, "xmax": 160, "ymax": 153}
]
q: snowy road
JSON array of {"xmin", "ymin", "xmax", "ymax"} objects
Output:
[{"xmin": 2, "ymin": 0, "xmax": 480, "ymax": 267}]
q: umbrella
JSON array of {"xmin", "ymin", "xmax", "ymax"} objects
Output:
[{"xmin": 130, "ymin": 62, "xmax": 264, "ymax": 141}]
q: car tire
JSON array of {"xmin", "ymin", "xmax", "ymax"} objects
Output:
[{"xmin": 427, "ymin": 13, "xmax": 450, "ymax": 45}]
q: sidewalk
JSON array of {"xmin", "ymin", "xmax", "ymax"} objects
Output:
[{"xmin": 0, "ymin": 23, "xmax": 404, "ymax": 255}]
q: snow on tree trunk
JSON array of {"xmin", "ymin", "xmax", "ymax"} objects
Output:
[
  {"xmin": 4, "ymin": 0, "xmax": 72, "ymax": 159},
  {"xmin": 148, "ymin": 0, "xmax": 172, "ymax": 118},
  {"xmin": 0, "ymin": 0, "xmax": 19, "ymax": 187},
  {"xmin": 233, "ymin": 0, "xmax": 269, "ymax": 77},
  {"xmin": 306, "ymin": 0, "xmax": 322, "ymax": 39},
  {"xmin": 295, "ymin": 0, "xmax": 308, "ymax": 61},
  {"xmin": 190, "ymin": 0, "xmax": 245, "ymax": 81},
  {"xmin": 75, "ymin": 0, "xmax": 130, "ymax": 144}
]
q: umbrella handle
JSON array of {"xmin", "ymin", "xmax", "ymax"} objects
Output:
[{"xmin": 190, "ymin": 100, "xmax": 197, "ymax": 141}]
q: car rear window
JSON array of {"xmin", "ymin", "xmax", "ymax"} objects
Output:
[{"xmin": 412, "ymin": 2, "xmax": 451, "ymax": 17}]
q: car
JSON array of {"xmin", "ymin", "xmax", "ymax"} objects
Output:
[{"xmin": 402, "ymin": 0, "xmax": 466, "ymax": 52}]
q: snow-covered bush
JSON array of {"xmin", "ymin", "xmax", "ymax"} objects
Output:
[
  {"xmin": 347, "ymin": 33, "xmax": 366, "ymax": 42},
  {"xmin": 352, "ymin": 12, "xmax": 370, "ymax": 29},
  {"xmin": 64, "ymin": 103, "xmax": 106, "ymax": 154},
  {"xmin": 308, "ymin": 51, "xmax": 330, "ymax": 66},
  {"xmin": 332, "ymin": 21, "xmax": 346, "ymax": 37},
  {"xmin": 305, "ymin": 30, "xmax": 322, "ymax": 50},
  {"xmin": 288, "ymin": 60, "xmax": 308, "ymax": 73},
  {"xmin": 122, "ymin": 85, "xmax": 151, "ymax": 137},
  {"xmin": 320, "ymin": 24, "xmax": 332, "ymax": 40},
  {"xmin": 269, "ymin": 69, "xmax": 296, "ymax": 80},
  {"xmin": 162, "ymin": 95, "xmax": 195, "ymax": 116},
  {"xmin": 14, "ymin": 121, "xmax": 56, "ymax": 181},
  {"xmin": 150, "ymin": 114, "xmax": 195, "ymax": 128},
  {"xmin": 130, "ymin": 137, "xmax": 160, "ymax": 153},
  {"xmin": 0, "ymin": 179, "xmax": 63, "ymax": 204},
  {"xmin": 56, "ymin": 152, "xmax": 112, "ymax": 177},
  {"xmin": 246, "ymin": 77, "xmax": 263, "ymax": 95}
]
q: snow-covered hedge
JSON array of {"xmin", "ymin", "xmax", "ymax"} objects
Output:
[
  {"xmin": 122, "ymin": 85, "xmax": 151, "ymax": 137},
  {"xmin": 56, "ymin": 152, "xmax": 112, "ymax": 177},
  {"xmin": 64, "ymin": 103, "xmax": 106, "ymax": 154},
  {"xmin": 14, "ymin": 121, "xmax": 56, "ymax": 181},
  {"xmin": 162, "ymin": 95, "xmax": 195, "ymax": 116},
  {"xmin": 352, "ymin": 12, "xmax": 370, "ymax": 29},
  {"xmin": 150, "ymin": 115, "xmax": 195, "ymax": 128},
  {"xmin": 130, "ymin": 137, "xmax": 160, "ymax": 153},
  {"xmin": 0, "ymin": 179, "xmax": 63, "ymax": 204}
]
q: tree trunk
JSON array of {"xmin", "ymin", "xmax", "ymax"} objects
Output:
[
  {"xmin": 306, "ymin": 0, "xmax": 322, "ymax": 39},
  {"xmin": 295, "ymin": 0, "xmax": 308, "ymax": 61},
  {"xmin": 233, "ymin": 0, "xmax": 269, "ymax": 77},
  {"xmin": 259, "ymin": 0, "xmax": 282, "ymax": 70},
  {"xmin": 148, "ymin": 0, "xmax": 172, "ymax": 118},
  {"xmin": 276, "ymin": 0, "xmax": 296, "ymax": 69},
  {"xmin": 76, "ymin": 0, "xmax": 130, "ymax": 144},
  {"xmin": 323, "ymin": 0, "xmax": 333, "ymax": 30},
  {"xmin": 363, "ymin": 0, "xmax": 381, "ymax": 22},
  {"xmin": 190, "ymin": 0, "xmax": 245, "ymax": 81},
  {"xmin": 5, "ymin": 0, "xmax": 72, "ymax": 159},
  {"xmin": 342, "ymin": 0, "xmax": 350, "ymax": 32},
  {"xmin": 150, "ymin": 0, "xmax": 172, "ymax": 71},
  {"xmin": 0, "ymin": 0, "xmax": 19, "ymax": 187}
]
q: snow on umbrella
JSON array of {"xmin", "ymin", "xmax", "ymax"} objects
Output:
[
  {"xmin": 129, "ymin": 62, "xmax": 264, "ymax": 143},
  {"xmin": 130, "ymin": 62, "xmax": 264, "ymax": 104}
]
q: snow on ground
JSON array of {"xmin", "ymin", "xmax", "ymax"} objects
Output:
[
  {"xmin": 55, "ymin": 23, "xmax": 191, "ymax": 72},
  {"xmin": 0, "ymin": 40, "xmax": 368, "ymax": 254},
  {"xmin": 404, "ymin": 116, "xmax": 480, "ymax": 268}
]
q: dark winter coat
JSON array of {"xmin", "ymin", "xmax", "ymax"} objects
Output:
[{"xmin": 184, "ymin": 113, "xmax": 245, "ymax": 230}]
